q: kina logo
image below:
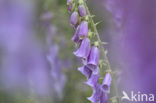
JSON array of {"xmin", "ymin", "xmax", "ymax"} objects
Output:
[{"xmin": 121, "ymin": 91, "xmax": 155, "ymax": 102}]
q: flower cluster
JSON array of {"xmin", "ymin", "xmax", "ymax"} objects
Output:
[{"xmin": 67, "ymin": 0, "xmax": 112, "ymax": 102}]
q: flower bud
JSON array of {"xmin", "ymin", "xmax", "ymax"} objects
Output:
[
  {"xmin": 85, "ymin": 16, "xmax": 89, "ymax": 21},
  {"xmin": 94, "ymin": 41, "xmax": 99, "ymax": 47},
  {"xmin": 79, "ymin": 21, "xmax": 88, "ymax": 38},
  {"xmin": 88, "ymin": 31, "xmax": 92, "ymax": 38},
  {"xmin": 74, "ymin": 38, "xmax": 90, "ymax": 60},
  {"xmin": 70, "ymin": 11, "xmax": 79, "ymax": 27},
  {"xmin": 68, "ymin": 5, "xmax": 73, "ymax": 12},
  {"xmin": 79, "ymin": 5, "xmax": 86, "ymax": 17}
]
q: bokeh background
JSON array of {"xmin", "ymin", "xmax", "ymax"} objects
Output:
[{"xmin": 0, "ymin": 0, "xmax": 156, "ymax": 103}]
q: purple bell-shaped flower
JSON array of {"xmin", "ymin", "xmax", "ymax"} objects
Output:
[
  {"xmin": 79, "ymin": 21, "xmax": 88, "ymax": 38},
  {"xmin": 88, "ymin": 84, "xmax": 101, "ymax": 103},
  {"xmin": 74, "ymin": 38, "xmax": 90, "ymax": 60},
  {"xmin": 85, "ymin": 68, "xmax": 99, "ymax": 88},
  {"xmin": 87, "ymin": 46, "xmax": 99, "ymax": 70},
  {"xmin": 101, "ymin": 73, "xmax": 112, "ymax": 93}
]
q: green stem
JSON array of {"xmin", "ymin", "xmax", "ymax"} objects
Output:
[
  {"xmin": 83, "ymin": 1, "xmax": 120, "ymax": 102},
  {"xmin": 84, "ymin": 2, "xmax": 111, "ymax": 70}
]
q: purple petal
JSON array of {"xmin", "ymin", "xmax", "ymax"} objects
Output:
[
  {"xmin": 79, "ymin": 21, "xmax": 88, "ymax": 38},
  {"xmin": 88, "ymin": 84, "xmax": 101, "ymax": 103},
  {"xmin": 102, "ymin": 73, "xmax": 112, "ymax": 93},
  {"xmin": 70, "ymin": 11, "xmax": 79, "ymax": 27},
  {"xmin": 78, "ymin": 66, "xmax": 92, "ymax": 78},
  {"xmin": 88, "ymin": 46, "xmax": 99, "ymax": 68},
  {"xmin": 86, "ymin": 64, "xmax": 97, "ymax": 73},
  {"xmin": 79, "ymin": 5, "xmax": 87, "ymax": 17},
  {"xmin": 100, "ymin": 92, "xmax": 108, "ymax": 103},
  {"xmin": 72, "ymin": 25, "xmax": 80, "ymax": 43},
  {"xmin": 85, "ymin": 68, "xmax": 99, "ymax": 88},
  {"xmin": 74, "ymin": 38, "xmax": 90, "ymax": 60}
]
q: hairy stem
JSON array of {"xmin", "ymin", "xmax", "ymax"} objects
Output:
[{"xmin": 84, "ymin": 2, "xmax": 111, "ymax": 70}]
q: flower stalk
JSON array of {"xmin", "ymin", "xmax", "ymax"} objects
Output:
[
  {"xmin": 67, "ymin": 0, "xmax": 120, "ymax": 102},
  {"xmin": 84, "ymin": 2, "xmax": 120, "ymax": 102}
]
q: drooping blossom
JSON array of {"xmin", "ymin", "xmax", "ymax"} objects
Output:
[
  {"xmin": 101, "ymin": 73, "xmax": 112, "ymax": 93},
  {"xmin": 88, "ymin": 84, "xmax": 101, "ymax": 103},
  {"xmin": 85, "ymin": 68, "xmax": 100, "ymax": 88},
  {"xmin": 79, "ymin": 21, "xmax": 88, "ymax": 38},
  {"xmin": 74, "ymin": 38, "xmax": 90, "ymax": 60},
  {"xmin": 87, "ymin": 73, "xmax": 111, "ymax": 103},
  {"xmin": 87, "ymin": 46, "xmax": 99, "ymax": 70}
]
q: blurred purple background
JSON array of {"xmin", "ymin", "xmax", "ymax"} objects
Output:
[
  {"xmin": 0, "ymin": 0, "xmax": 156, "ymax": 103},
  {"xmin": 105, "ymin": 0, "xmax": 156, "ymax": 102}
]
